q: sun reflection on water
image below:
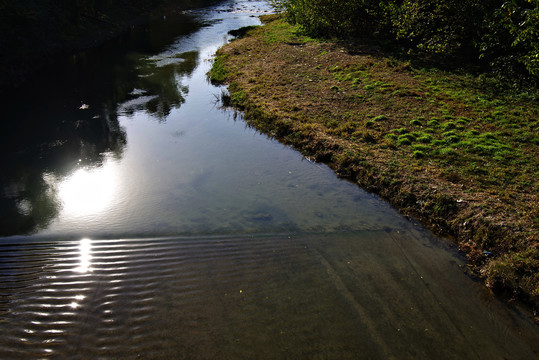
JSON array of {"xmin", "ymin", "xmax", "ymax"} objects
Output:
[
  {"xmin": 58, "ymin": 166, "xmax": 117, "ymax": 217},
  {"xmin": 70, "ymin": 239, "xmax": 92, "ymax": 309},
  {"xmin": 75, "ymin": 238, "xmax": 92, "ymax": 273}
]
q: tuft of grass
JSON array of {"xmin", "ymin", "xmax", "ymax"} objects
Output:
[
  {"xmin": 398, "ymin": 138, "xmax": 412, "ymax": 146},
  {"xmin": 417, "ymin": 134, "xmax": 434, "ymax": 143},
  {"xmin": 441, "ymin": 122, "xmax": 457, "ymax": 130},
  {"xmin": 412, "ymin": 144, "xmax": 431, "ymax": 153},
  {"xmin": 413, "ymin": 150, "xmax": 427, "ymax": 158},
  {"xmin": 438, "ymin": 147, "xmax": 458, "ymax": 156},
  {"xmin": 483, "ymin": 248, "xmax": 539, "ymax": 301},
  {"xmin": 209, "ymin": 54, "xmax": 229, "ymax": 84},
  {"xmin": 262, "ymin": 18, "xmax": 315, "ymax": 45},
  {"xmin": 392, "ymin": 127, "xmax": 409, "ymax": 135},
  {"xmin": 399, "ymin": 133, "xmax": 416, "ymax": 142},
  {"xmin": 230, "ymin": 89, "xmax": 247, "ymax": 105},
  {"xmin": 410, "ymin": 119, "xmax": 422, "ymax": 126},
  {"xmin": 365, "ymin": 120, "xmax": 375, "ymax": 128},
  {"xmin": 445, "ymin": 134, "xmax": 461, "ymax": 144}
]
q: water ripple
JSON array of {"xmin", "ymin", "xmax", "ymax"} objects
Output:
[
  {"xmin": 0, "ymin": 234, "xmax": 306, "ymax": 358},
  {"xmin": 0, "ymin": 232, "xmax": 537, "ymax": 359}
]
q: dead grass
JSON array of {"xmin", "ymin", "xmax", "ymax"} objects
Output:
[{"xmin": 211, "ymin": 14, "xmax": 539, "ymax": 317}]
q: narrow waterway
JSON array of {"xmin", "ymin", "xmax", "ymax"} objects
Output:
[{"xmin": 0, "ymin": 1, "xmax": 537, "ymax": 358}]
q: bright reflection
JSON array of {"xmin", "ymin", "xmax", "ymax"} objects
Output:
[
  {"xmin": 74, "ymin": 238, "xmax": 92, "ymax": 273},
  {"xmin": 58, "ymin": 166, "xmax": 117, "ymax": 217},
  {"xmin": 69, "ymin": 302, "xmax": 80, "ymax": 309},
  {"xmin": 70, "ymin": 295, "xmax": 86, "ymax": 309}
]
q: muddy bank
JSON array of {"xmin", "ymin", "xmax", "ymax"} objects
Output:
[{"xmin": 211, "ymin": 15, "xmax": 538, "ymax": 319}]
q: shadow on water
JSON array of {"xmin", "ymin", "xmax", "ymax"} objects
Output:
[{"xmin": 0, "ymin": 12, "xmax": 204, "ymax": 236}]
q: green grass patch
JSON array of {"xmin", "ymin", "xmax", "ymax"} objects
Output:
[
  {"xmin": 261, "ymin": 19, "xmax": 315, "ymax": 45},
  {"xmin": 441, "ymin": 122, "xmax": 457, "ymax": 130},
  {"xmin": 412, "ymin": 144, "xmax": 431, "ymax": 153},
  {"xmin": 397, "ymin": 133, "xmax": 415, "ymax": 146},
  {"xmin": 209, "ymin": 54, "xmax": 229, "ymax": 84}
]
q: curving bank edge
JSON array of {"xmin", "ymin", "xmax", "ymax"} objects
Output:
[{"xmin": 210, "ymin": 14, "xmax": 539, "ymax": 321}]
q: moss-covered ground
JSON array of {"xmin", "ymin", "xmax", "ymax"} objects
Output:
[{"xmin": 210, "ymin": 14, "xmax": 538, "ymax": 318}]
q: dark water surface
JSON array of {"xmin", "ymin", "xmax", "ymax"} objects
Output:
[{"xmin": 0, "ymin": 1, "xmax": 537, "ymax": 358}]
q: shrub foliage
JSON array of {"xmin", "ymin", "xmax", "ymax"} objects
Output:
[{"xmin": 270, "ymin": 0, "xmax": 539, "ymax": 83}]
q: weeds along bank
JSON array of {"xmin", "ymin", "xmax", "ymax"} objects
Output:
[{"xmin": 210, "ymin": 15, "xmax": 539, "ymax": 318}]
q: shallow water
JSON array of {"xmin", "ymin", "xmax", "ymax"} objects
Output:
[
  {"xmin": 0, "ymin": 0, "xmax": 537, "ymax": 358},
  {"xmin": 1, "ymin": 232, "xmax": 537, "ymax": 359}
]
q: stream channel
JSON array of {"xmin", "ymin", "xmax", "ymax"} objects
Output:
[{"xmin": 0, "ymin": 1, "xmax": 537, "ymax": 358}]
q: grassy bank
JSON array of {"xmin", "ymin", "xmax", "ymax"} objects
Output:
[{"xmin": 210, "ymin": 15, "xmax": 538, "ymax": 317}]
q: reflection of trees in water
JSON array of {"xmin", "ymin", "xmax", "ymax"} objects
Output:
[
  {"xmin": 0, "ymin": 47, "xmax": 199, "ymax": 236},
  {"xmin": 0, "ymin": 12, "xmax": 202, "ymax": 236},
  {"xmin": 120, "ymin": 50, "xmax": 199, "ymax": 121},
  {"xmin": 0, "ymin": 44, "xmax": 199, "ymax": 235},
  {"xmin": 0, "ymin": 106, "xmax": 126, "ymax": 236}
]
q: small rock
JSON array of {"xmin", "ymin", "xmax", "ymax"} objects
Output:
[{"xmin": 250, "ymin": 213, "xmax": 272, "ymax": 221}]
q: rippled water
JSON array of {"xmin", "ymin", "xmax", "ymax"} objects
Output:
[
  {"xmin": 2, "ymin": 231, "xmax": 537, "ymax": 359},
  {"xmin": 0, "ymin": 0, "xmax": 537, "ymax": 358}
]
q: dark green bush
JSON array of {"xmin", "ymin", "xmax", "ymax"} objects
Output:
[{"xmin": 270, "ymin": 0, "xmax": 539, "ymax": 84}]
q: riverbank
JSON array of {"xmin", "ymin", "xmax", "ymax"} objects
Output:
[
  {"xmin": 211, "ymin": 15, "xmax": 538, "ymax": 317},
  {"xmin": 0, "ymin": 0, "xmax": 219, "ymax": 89}
]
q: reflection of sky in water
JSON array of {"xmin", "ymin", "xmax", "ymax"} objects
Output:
[
  {"xmin": 39, "ymin": 154, "xmax": 130, "ymax": 236},
  {"xmin": 58, "ymin": 168, "xmax": 118, "ymax": 217}
]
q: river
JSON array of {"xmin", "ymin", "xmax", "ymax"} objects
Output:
[{"xmin": 0, "ymin": 1, "xmax": 537, "ymax": 358}]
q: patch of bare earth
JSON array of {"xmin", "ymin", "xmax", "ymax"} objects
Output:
[{"xmin": 213, "ymin": 16, "xmax": 538, "ymax": 318}]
